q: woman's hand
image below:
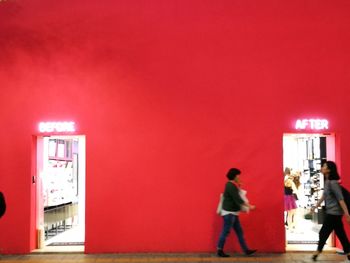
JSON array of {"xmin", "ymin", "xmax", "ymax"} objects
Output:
[
  {"xmin": 339, "ymin": 200, "xmax": 350, "ymax": 223},
  {"xmin": 311, "ymin": 196, "xmax": 324, "ymax": 214},
  {"xmin": 249, "ymin": 204, "xmax": 256, "ymax": 210}
]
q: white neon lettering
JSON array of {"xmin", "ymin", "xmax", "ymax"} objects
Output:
[
  {"xmin": 315, "ymin": 120, "xmax": 322, "ymax": 129},
  {"xmin": 302, "ymin": 119, "xmax": 309, "ymax": 129},
  {"xmin": 309, "ymin": 119, "xmax": 316, "ymax": 129},
  {"xmin": 39, "ymin": 122, "xmax": 75, "ymax": 133},
  {"xmin": 295, "ymin": 119, "xmax": 329, "ymax": 130},
  {"xmin": 322, "ymin": 120, "xmax": 329, "ymax": 129},
  {"xmin": 295, "ymin": 120, "xmax": 303, "ymax": 129}
]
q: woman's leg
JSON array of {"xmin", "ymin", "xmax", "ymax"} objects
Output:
[
  {"xmin": 313, "ymin": 214, "xmax": 335, "ymax": 261},
  {"xmin": 287, "ymin": 209, "xmax": 296, "ymax": 229},
  {"xmin": 284, "ymin": 211, "xmax": 288, "ymax": 226},
  {"xmin": 232, "ymin": 216, "xmax": 249, "ymax": 253},
  {"xmin": 316, "ymin": 214, "xmax": 335, "ymax": 253},
  {"xmin": 333, "ymin": 215, "xmax": 350, "ymax": 254},
  {"xmin": 217, "ymin": 214, "xmax": 234, "ymax": 250}
]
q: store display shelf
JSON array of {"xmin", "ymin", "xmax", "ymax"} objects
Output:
[
  {"xmin": 49, "ymin": 157, "xmax": 73, "ymax": 161},
  {"xmin": 44, "ymin": 202, "xmax": 78, "ymax": 240}
]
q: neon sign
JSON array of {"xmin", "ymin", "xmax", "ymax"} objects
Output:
[
  {"xmin": 295, "ymin": 119, "xmax": 329, "ymax": 130},
  {"xmin": 39, "ymin": 122, "xmax": 76, "ymax": 133}
]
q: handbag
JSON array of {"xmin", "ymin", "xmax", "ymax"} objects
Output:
[
  {"xmin": 240, "ymin": 189, "xmax": 250, "ymax": 212},
  {"xmin": 216, "ymin": 193, "xmax": 224, "ymax": 215}
]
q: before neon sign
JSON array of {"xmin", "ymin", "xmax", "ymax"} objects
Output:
[
  {"xmin": 295, "ymin": 119, "xmax": 329, "ymax": 130},
  {"xmin": 39, "ymin": 122, "xmax": 76, "ymax": 133}
]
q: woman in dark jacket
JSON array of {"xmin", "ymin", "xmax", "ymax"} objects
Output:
[
  {"xmin": 0, "ymin": 191, "xmax": 6, "ymax": 218},
  {"xmin": 217, "ymin": 168, "xmax": 257, "ymax": 257},
  {"xmin": 311, "ymin": 161, "xmax": 350, "ymax": 261}
]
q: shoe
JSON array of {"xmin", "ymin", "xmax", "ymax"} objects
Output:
[
  {"xmin": 312, "ymin": 254, "xmax": 318, "ymax": 261},
  {"xmin": 217, "ymin": 249, "xmax": 230, "ymax": 257},
  {"xmin": 245, "ymin": 249, "xmax": 257, "ymax": 256}
]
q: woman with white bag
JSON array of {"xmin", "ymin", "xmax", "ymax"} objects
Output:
[{"xmin": 216, "ymin": 168, "xmax": 257, "ymax": 257}]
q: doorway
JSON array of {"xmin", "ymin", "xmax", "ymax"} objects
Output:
[
  {"xmin": 36, "ymin": 135, "xmax": 85, "ymax": 252},
  {"xmin": 283, "ymin": 133, "xmax": 335, "ymax": 251}
]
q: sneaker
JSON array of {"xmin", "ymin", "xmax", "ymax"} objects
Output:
[
  {"xmin": 312, "ymin": 254, "xmax": 318, "ymax": 261},
  {"xmin": 217, "ymin": 249, "xmax": 230, "ymax": 257},
  {"xmin": 245, "ymin": 249, "xmax": 257, "ymax": 256}
]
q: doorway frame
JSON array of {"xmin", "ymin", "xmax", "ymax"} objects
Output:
[
  {"xmin": 282, "ymin": 131, "xmax": 339, "ymax": 251},
  {"xmin": 31, "ymin": 134, "xmax": 86, "ymax": 252}
]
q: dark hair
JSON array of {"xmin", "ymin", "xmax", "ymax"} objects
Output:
[
  {"xmin": 326, "ymin": 161, "xmax": 340, "ymax": 180},
  {"xmin": 226, "ymin": 168, "xmax": 241, "ymax": 180}
]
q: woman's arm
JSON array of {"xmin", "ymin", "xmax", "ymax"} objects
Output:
[
  {"xmin": 339, "ymin": 200, "xmax": 350, "ymax": 224},
  {"xmin": 291, "ymin": 180, "xmax": 298, "ymax": 193},
  {"xmin": 329, "ymin": 181, "xmax": 350, "ymax": 224},
  {"xmin": 239, "ymin": 192, "xmax": 255, "ymax": 211},
  {"xmin": 311, "ymin": 195, "xmax": 325, "ymax": 213}
]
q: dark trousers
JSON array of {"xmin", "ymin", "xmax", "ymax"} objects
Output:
[
  {"xmin": 217, "ymin": 214, "xmax": 249, "ymax": 252},
  {"xmin": 317, "ymin": 213, "xmax": 350, "ymax": 253}
]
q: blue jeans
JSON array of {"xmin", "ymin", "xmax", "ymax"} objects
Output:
[{"xmin": 217, "ymin": 214, "xmax": 249, "ymax": 252}]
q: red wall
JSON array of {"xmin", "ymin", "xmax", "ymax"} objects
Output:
[{"xmin": 1, "ymin": 0, "xmax": 350, "ymax": 254}]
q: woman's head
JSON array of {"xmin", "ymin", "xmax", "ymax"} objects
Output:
[
  {"xmin": 321, "ymin": 161, "xmax": 340, "ymax": 180},
  {"xmin": 284, "ymin": 167, "xmax": 291, "ymax": 176},
  {"xmin": 226, "ymin": 168, "xmax": 241, "ymax": 181}
]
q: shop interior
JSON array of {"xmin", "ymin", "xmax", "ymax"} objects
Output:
[
  {"xmin": 36, "ymin": 136, "xmax": 85, "ymax": 252},
  {"xmin": 283, "ymin": 133, "xmax": 335, "ymax": 251}
]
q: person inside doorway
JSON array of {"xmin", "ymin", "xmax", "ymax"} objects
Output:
[
  {"xmin": 311, "ymin": 161, "xmax": 350, "ymax": 261},
  {"xmin": 284, "ymin": 168, "xmax": 298, "ymax": 230},
  {"xmin": 291, "ymin": 171, "xmax": 301, "ymax": 229}
]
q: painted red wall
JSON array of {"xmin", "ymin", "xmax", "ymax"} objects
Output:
[{"xmin": 1, "ymin": 0, "xmax": 350, "ymax": 254}]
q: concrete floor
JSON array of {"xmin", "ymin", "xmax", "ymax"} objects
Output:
[{"xmin": 0, "ymin": 252, "xmax": 348, "ymax": 263}]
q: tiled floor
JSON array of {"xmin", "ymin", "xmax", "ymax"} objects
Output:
[
  {"xmin": 286, "ymin": 216, "xmax": 320, "ymax": 243},
  {"xmin": 45, "ymin": 224, "xmax": 85, "ymax": 245},
  {"xmin": 33, "ymin": 224, "xmax": 85, "ymax": 253},
  {"xmin": 285, "ymin": 208, "xmax": 334, "ymax": 252},
  {"xmin": 0, "ymin": 252, "xmax": 348, "ymax": 263}
]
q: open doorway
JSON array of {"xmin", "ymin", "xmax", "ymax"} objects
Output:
[
  {"xmin": 283, "ymin": 133, "xmax": 335, "ymax": 251},
  {"xmin": 36, "ymin": 135, "xmax": 85, "ymax": 252}
]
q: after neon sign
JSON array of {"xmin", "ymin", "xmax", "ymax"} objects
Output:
[
  {"xmin": 39, "ymin": 122, "xmax": 76, "ymax": 133},
  {"xmin": 295, "ymin": 119, "xmax": 329, "ymax": 130}
]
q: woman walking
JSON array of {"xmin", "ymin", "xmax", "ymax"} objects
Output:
[
  {"xmin": 217, "ymin": 168, "xmax": 257, "ymax": 257},
  {"xmin": 311, "ymin": 161, "xmax": 350, "ymax": 261}
]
